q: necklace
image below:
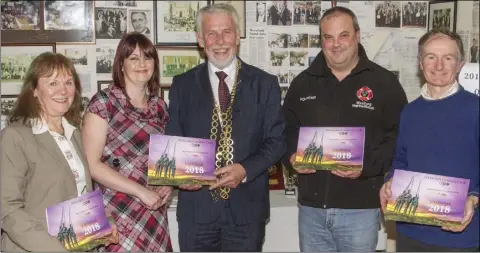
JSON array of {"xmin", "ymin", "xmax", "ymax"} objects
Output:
[{"xmin": 209, "ymin": 60, "xmax": 241, "ymax": 201}]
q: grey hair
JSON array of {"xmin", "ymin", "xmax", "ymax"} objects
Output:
[
  {"xmin": 417, "ymin": 29, "xmax": 464, "ymax": 61},
  {"xmin": 195, "ymin": 3, "xmax": 240, "ymax": 37},
  {"xmin": 319, "ymin": 6, "xmax": 360, "ymax": 36}
]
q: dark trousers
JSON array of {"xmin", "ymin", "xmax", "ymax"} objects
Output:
[
  {"xmin": 396, "ymin": 233, "xmax": 479, "ymax": 252},
  {"xmin": 178, "ymin": 202, "xmax": 265, "ymax": 252}
]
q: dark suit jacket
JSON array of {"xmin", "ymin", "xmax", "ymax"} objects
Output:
[{"xmin": 166, "ymin": 59, "xmax": 286, "ymax": 225}]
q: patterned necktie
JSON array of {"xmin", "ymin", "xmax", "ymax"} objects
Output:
[{"xmin": 216, "ymin": 71, "xmax": 230, "ymax": 113}]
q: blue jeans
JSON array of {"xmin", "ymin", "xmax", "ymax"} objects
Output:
[{"xmin": 298, "ymin": 204, "xmax": 380, "ymax": 252}]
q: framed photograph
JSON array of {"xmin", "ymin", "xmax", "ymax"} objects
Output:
[
  {"xmin": 154, "ymin": 1, "xmax": 209, "ymax": 46},
  {"xmin": 1, "ymin": 44, "xmax": 56, "ymax": 95},
  {"xmin": 157, "ymin": 46, "xmax": 206, "ymax": 84},
  {"xmin": 95, "ymin": 8, "xmax": 127, "ymax": 40},
  {"xmin": 161, "ymin": 87, "xmax": 170, "ymax": 106},
  {"xmin": 96, "ymin": 46, "xmax": 117, "ymax": 74},
  {"xmin": 428, "ymin": 1, "xmax": 456, "ymax": 32},
  {"xmin": 213, "ymin": 0, "xmax": 246, "ymax": 38},
  {"xmin": 1, "ymin": 95, "xmax": 18, "ymax": 130},
  {"xmin": 127, "ymin": 9, "xmax": 153, "ymax": 40},
  {"xmin": 97, "ymin": 80, "xmax": 113, "ymax": 92},
  {"xmin": 1, "ymin": 1, "xmax": 95, "ymax": 44}
]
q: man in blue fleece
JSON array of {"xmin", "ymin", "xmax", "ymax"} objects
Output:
[{"xmin": 380, "ymin": 29, "xmax": 479, "ymax": 251}]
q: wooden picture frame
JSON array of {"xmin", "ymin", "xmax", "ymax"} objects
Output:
[
  {"xmin": 1, "ymin": 43, "xmax": 56, "ymax": 95},
  {"xmin": 97, "ymin": 80, "xmax": 113, "ymax": 92},
  {"xmin": 156, "ymin": 46, "xmax": 206, "ymax": 85},
  {"xmin": 213, "ymin": 0, "xmax": 246, "ymax": 38},
  {"xmin": 428, "ymin": 1, "xmax": 457, "ymax": 32},
  {"xmin": 154, "ymin": 1, "xmax": 209, "ymax": 46},
  {"xmin": 1, "ymin": 1, "xmax": 95, "ymax": 44},
  {"xmin": 161, "ymin": 86, "xmax": 170, "ymax": 106}
]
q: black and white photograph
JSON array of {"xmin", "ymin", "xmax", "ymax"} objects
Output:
[
  {"xmin": 97, "ymin": 80, "xmax": 113, "ymax": 92},
  {"xmin": 290, "ymin": 51, "xmax": 308, "ymax": 67},
  {"xmin": 375, "ymin": 1, "xmax": 401, "ymax": 28},
  {"xmin": 105, "ymin": 0, "xmax": 137, "ymax": 7},
  {"xmin": 96, "ymin": 47, "xmax": 116, "ymax": 74},
  {"xmin": 64, "ymin": 48, "xmax": 88, "ymax": 65},
  {"xmin": 305, "ymin": 1, "xmax": 321, "ymax": 26},
  {"xmin": 156, "ymin": 1, "xmax": 208, "ymax": 45},
  {"xmin": 127, "ymin": 10, "xmax": 152, "ymax": 37},
  {"xmin": 289, "ymin": 70, "xmax": 301, "ymax": 83},
  {"xmin": 401, "ymin": 1, "xmax": 428, "ymax": 28},
  {"xmin": 255, "ymin": 2, "xmax": 267, "ymax": 24},
  {"xmin": 293, "ymin": 2, "xmax": 306, "ymax": 25},
  {"xmin": 270, "ymin": 50, "xmax": 289, "ymax": 66},
  {"xmin": 470, "ymin": 35, "xmax": 479, "ymax": 63},
  {"xmin": 309, "ymin": 34, "xmax": 320, "ymax": 48},
  {"xmin": 161, "ymin": 87, "xmax": 170, "ymax": 106},
  {"xmin": 270, "ymin": 68, "xmax": 289, "ymax": 84},
  {"xmin": 1, "ymin": 1, "xmax": 40, "ymax": 30},
  {"xmin": 267, "ymin": 0, "xmax": 293, "ymax": 26},
  {"xmin": 95, "ymin": 8, "xmax": 127, "ymax": 39},
  {"xmin": 1, "ymin": 95, "xmax": 18, "ymax": 130},
  {"xmin": 1, "ymin": 44, "xmax": 55, "ymax": 95},
  {"xmin": 288, "ymin": 33, "xmax": 308, "ymax": 48},
  {"xmin": 428, "ymin": 1, "xmax": 456, "ymax": 32},
  {"xmin": 44, "ymin": 1, "xmax": 86, "ymax": 30},
  {"xmin": 268, "ymin": 33, "xmax": 289, "ymax": 48},
  {"xmin": 1, "ymin": 96, "xmax": 18, "ymax": 118}
]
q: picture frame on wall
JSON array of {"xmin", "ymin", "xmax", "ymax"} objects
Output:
[
  {"xmin": 428, "ymin": 1, "xmax": 457, "ymax": 32},
  {"xmin": 156, "ymin": 46, "xmax": 206, "ymax": 85},
  {"xmin": 213, "ymin": 0, "xmax": 246, "ymax": 38},
  {"xmin": 1, "ymin": 44, "xmax": 56, "ymax": 95},
  {"xmin": 97, "ymin": 80, "xmax": 113, "ymax": 92},
  {"xmin": 154, "ymin": 1, "xmax": 209, "ymax": 46},
  {"xmin": 161, "ymin": 87, "xmax": 170, "ymax": 106},
  {"xmin": 1, "ymin": 1, "xmax": 95, "ymax": 44},
  {"xmin": 1, "ymin": 95, "xmax": 18, "ymax": 130}
]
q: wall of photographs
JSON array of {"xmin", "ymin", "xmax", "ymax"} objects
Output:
[{"xmin": 0, "ymin": 0, "xmax": 478, "ymax": 127}]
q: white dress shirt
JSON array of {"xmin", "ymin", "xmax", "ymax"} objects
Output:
[
  {"xmin": 32, "ymin": 117, "xmax": 87, "ymax": 196},
  {"xmin": 208, "ymin": 57, "xmax": 238, "ymax": 109},
  {"xmin": 420, "ymin": 81, "xmax": 459, "ymax": 100}
]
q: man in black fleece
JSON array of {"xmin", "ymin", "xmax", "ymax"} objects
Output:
[{"xmin": 282, "ymin": 6, "xmax": 407, "ymax": 252}]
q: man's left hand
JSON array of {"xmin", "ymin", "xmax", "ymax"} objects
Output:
[
  {"xmin": 209, "ymin": 163, "xmax": 247, "ymax": 190},
  {"xmin": 331, "ymin": 170, "xmax": 361, "ymax": 179},
  {"xmin": 442, "ymin": 195, "xmax": 478, "ymax": 232}
]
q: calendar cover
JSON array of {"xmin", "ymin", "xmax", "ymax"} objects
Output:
[
  {"xmin": 148, "ymin": 134, "xmax": 217, "ymax": 185},
  {"xmin": 385, "ymin": 169, "xmax": 470, "ymax": 228},
  {"xmin": 46, "ymin": 189, "xmax": 117, "ymax": 251},
  {"xmin": 294, "ymin": 127, "xmax": 365, "ymax": 171}
]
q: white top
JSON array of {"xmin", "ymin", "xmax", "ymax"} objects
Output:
[
  {"xmin": 420, "ymin": 81, "xmax": 459, "ymax": 100},
  {"xmin": 32, "ymin": 117, "xmax": 87, "ymax": 196}
]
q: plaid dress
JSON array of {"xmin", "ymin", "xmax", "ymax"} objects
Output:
[{"xmin": 87, "ymin": 84, "xmax": 172, "ymax": 252}]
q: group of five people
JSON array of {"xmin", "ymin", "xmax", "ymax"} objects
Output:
[{"xmin": 1, "ymin": 3, "xmax": 478, "ymax": 252}]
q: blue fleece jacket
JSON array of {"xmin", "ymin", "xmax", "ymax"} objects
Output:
[{"xmin": 385, "ymin": 87, "xmax": 479, "ymax": 249}]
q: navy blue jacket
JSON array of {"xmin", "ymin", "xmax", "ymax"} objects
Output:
[{"xmin": 166, "ymin": 59, "xmax": 286, "ymax": 225}]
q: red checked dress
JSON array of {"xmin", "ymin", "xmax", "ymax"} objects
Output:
[{"xmin": 86, "ymin": 84, "xmax": 172, "ymax": 252}]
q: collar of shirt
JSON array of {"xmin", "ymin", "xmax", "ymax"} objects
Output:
[
  {"xmin": 32, "ymin": 117, "xmax": 76, "ymax": 139},
  {"xmin": 420, "ymin": 81, "xmax": 459, "ymax": 100},
  {"xmin": 208, "ymin": 57, "xmax": 238, "ymax": 91}
]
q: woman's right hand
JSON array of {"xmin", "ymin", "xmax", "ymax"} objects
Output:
[{"xmin": 137, "ymin": 187, "xmax": 163, "ymax": 210}]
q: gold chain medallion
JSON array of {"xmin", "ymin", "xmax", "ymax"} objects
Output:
[{"xmin": 209, "ymin": 60, "xmax": 241, "ymax": 202}]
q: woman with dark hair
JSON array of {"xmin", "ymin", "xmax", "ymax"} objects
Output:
[
  {"xmin": 1, "ymin": 52, "xmax": 96, "ymax": 251},
  {"xmin": 82, "ymin": 32, "xmax": 172, "ymax": 252}
]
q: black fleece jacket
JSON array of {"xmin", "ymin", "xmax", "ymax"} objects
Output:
[{"xmin": 282, "ymin": 44, "xmax": 408, "ymax": 209}]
